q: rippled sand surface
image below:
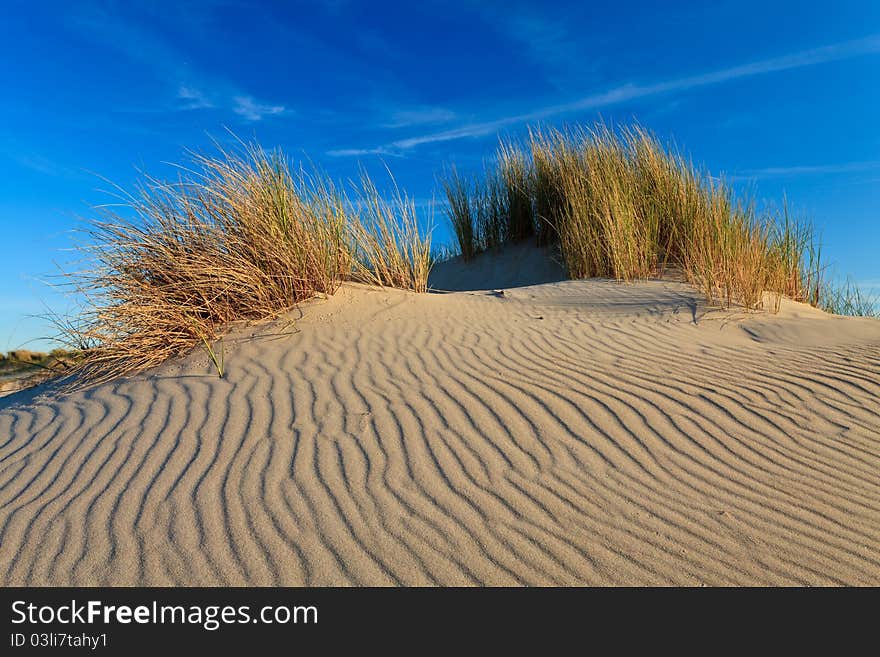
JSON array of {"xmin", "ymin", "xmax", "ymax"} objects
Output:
[{"xmin": 2, "ymin": 277, "xmax": 879, "ymax": 585}]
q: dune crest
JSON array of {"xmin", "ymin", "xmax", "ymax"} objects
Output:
[{"xmin": 1, "ymin": 277, "xmax": 879, "ymax": 586}]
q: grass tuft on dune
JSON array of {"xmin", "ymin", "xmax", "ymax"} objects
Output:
[
  {"xmin": 440, "ymin": 122, "xmax": 877, "ymax": 317},
  {"xmin": 54, "ymin": 141, "xmax": 432, "ymax": 384}
]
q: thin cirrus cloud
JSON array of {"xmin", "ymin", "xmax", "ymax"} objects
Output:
[
  {"xmin": 327, "ymin": 147, "xmax": 396, "ymax": 157},
  {"xmin": 329, "ymin": 33, "xmax": 880, "ymax": 156},
  {"xmin": 231, "ymin": 96, "xmax": 287, "ymax": 121},
  {"xmin": 736, "ymin": 160, "xmax": 880, "ymax": 179},
  {"xmin": 177, "ymin": 86, "xmax": 215, "ymax": 111},
  {"xmin": 327, "ymin": 107, "xmax": 459, "ymax": 155},
  {"xmin": 380, "ymin": 107, "xmax": 458, "ymax": 129},
  {"xmin": 174, "ymin": 87, "xmax": 286, "ymax": 122},
  {"xmin": 69, "ymin": 7, "xmax": 286, "ymax": 123}
]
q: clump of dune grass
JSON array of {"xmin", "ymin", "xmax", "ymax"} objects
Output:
[
  {"xmin": 473, "ymin": 166, "xmax": 507, "ymax": 251},
  {"xmin": 440, "ymin": 162, "xmax": 508, "ymax": 259},
  {"xmin": 57, "ymin": 143, "xmax": 352, "ymax": 383},
  {"xmin": 54, "ymin": 141, "xmax": 431, "ymax": 385},
  {"xmin": 442, "ymin": 121, "xmax": 873, "ymax": 317},
  {"xmin": 349, "ymin": 172, "xmax": 433, "ymax": 293},
  {"xmin": 682, "ymin": 193, "xmax": 774, "ymax": 309},
  {"xmin": 819, "ymin": 277, "xmax": 880, "ymax": 317},
  {"xmin": 441, "ymin": 138, "xmax": 536, "ymax": 260},
  {"xmin": 441, "ymin": 165, "xmax": 478, "ymax": 261},
  {"xmin": 498, "ymin": 139, "xmax": 535, "ymax": 243},
  {"xmin": 430, "ymin": 242, "xmax": 459, "ymax": 264},
  {"xmin": 530, "ymin": 127, "xmax": 572, "ymax": 246}
]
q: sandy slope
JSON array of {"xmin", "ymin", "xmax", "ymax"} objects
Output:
[{"xmin": 1, "ymin": 268, "xmax": 879, "ymax": 585}]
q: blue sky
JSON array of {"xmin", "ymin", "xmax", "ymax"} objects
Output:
[{"xmin": 1, "ymin": 0, "xmax": 878, "ymax": 350}]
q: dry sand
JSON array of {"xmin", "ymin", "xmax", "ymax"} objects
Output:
[{"xmin": 1, "ymin": 249, "xmax": 879, "ymax": 585}]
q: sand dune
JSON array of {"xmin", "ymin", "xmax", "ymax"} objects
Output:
[{"xmin": 1, "ymin": 270, "xmax": 879, "ymax": 585}]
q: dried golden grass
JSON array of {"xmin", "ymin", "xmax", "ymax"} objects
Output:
[
  {"xmin": 440, "ymin": 161, "xmax": 507, "ymax": 259},
  {"xmin": 440, "ymin": 165, "xmax": 477, "ymax": 261},
  {"xmin": 54, "ymin": 141, "xmax": 432, "ymax": 384},
  {"xmin": 445, "ymin": 121, "xmax": 868, "ymax": 315},
  {"xmin": 47, "ymin": 127, "xmax": 876, "ymax": 387},
  {"xmin": 349, "ymin": 172, "xmax": 433, "ymax": 293},
  {"xmin": 497, "ymin": 138, "xmax": 535, "ymax": 243}
]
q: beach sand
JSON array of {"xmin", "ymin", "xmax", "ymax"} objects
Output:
[{"xmin": 1, "ymin": 249, "xmax": 879, "ymax": 585}]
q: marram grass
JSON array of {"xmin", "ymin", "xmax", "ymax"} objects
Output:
[
  {"xmin": 55, "ymin": 142, "xmax": 432, "ymax": 384},
  {"xmin": 441, "ymin": 121, "xmax": 876, "ymax": 317},
  {"xmin": 51, "ymin": 124, "xmax": 876, "ymax": 386}
]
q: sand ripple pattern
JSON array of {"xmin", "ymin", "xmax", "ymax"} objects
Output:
[{"xmin": 1, "ymin": 280, "xmax": 879, "ymax": 585}]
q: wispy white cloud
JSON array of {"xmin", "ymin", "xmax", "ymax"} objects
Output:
[
  {"xmin": 68, "ymin": 6, "xmax": 287, "ymax": 123},
  {"xmin": 232, "ymin": 96, "xmax": 287, "ymax": 121},
  {"xmin": 11, "ymin": 154, "xmax": 66, "ymax": 176},
  {"xmin": 171, "ymin": 88, "xmax": 286, "ymax": 122},
  {"xmin": 176, "ymin": 86, "xmax": 214, "ymax": 110},
  {"xmin": 4, "ymin": 152, "xmax": 84, "ymax": 179},
  {"xmin": 325, "ymin": 146, "xmax": 403, "ymax": 158},
  {"xmin": 381, "ymin": 107, "xmax": 458, "ymax": 129},
  {"xmin": 332, "ymin": 33, "xmax": 880, "ymax": 155},
  {"xmin": 736, "ymin": 161, "xmax": 880, "ymax": 179}
]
